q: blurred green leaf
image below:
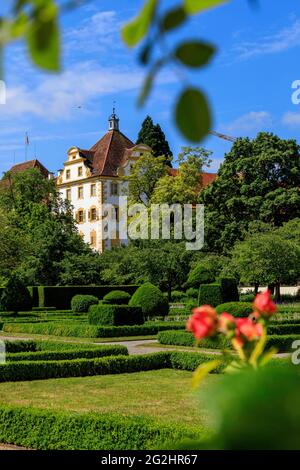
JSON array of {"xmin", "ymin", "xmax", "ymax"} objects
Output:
[
  {"xmin": 161, "ymin": 6, "xmax": 187, "ymax": 31},
  {"xmin": 122, "ymin": 0, "xmax": 157, "ymax": 47},
  {"xmin": 176, "ymin": 87, "xmax": 211, "ymax": 142},
  {"xmin": 175, "ymin": 41, "xmax": 215, "ymax": 67},
  {"xmin": 184, "ymin": 0, "xmax": 228, "ymax": 14},
  {"xmin": 138, "ymin": 58, "xmax": 165, "ymax": 106},
  {"xmin": 26, "ymin": 15, "xmax": 60, "ymax": 71},
  {"xmin": 192, "ymin": 359, "xmax": 221, "ymax": 389}
]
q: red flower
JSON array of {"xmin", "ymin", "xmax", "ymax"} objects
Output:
[
  {"xmin": 253, "ymin": 290, "xmax": 277, "ymax": 317},
  {"xmin": 235, "ymin": 318, "xmax": 263, "ymax": 345},
  {"xmin": 187, "ymin": 305, "xmax": 218, "ymax": 340},
  {"xmin": 219, "ymin": 312, "xmax": 236, "ymax": 335}
]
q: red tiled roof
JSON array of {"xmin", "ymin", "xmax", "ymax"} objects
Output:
[
  {"xmin": 79, "ymin": 130, "xmax": 135, "ymax": 177},
  {"xmin": 167, "ymin": 168, "xmax": 217, "ymax": 187},
  {"xmin": 4, "ymin": 159, "xmax": 51, "ymax": 179}
]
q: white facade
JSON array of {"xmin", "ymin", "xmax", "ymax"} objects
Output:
[{"xmin": 57, "ymin": 143, "xmax": 151, "ymax": 252}]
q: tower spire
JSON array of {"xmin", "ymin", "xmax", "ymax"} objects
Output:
[{"xmin": 108, "ymin": 102, "xmax": 119, "ymax": 131}]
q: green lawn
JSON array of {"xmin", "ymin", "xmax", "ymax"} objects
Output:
[{"xmin": 0, "ymin": 369, "xmax": 219, "ymax": 430}]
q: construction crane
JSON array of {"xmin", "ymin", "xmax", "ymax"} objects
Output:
[{"xmin": 209, "ymin": 130, "xmax": 236, "ymax": 143}]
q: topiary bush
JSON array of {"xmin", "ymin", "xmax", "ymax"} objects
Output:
[
  {"xmin": 102, "ymin": 290, "xmax": 131, "ymax": 305},
  {"xmin": 88, "ymin": 304, "xmax": 144, "ymax": 326},
  {"xmin": 198, "ymin": 283, "xmax": 223, "ymax": 307},
  {"xmin": 185, "ymin": 288, "xmax": 198, "ymax": 299},
  {"xmin": 216, "ymin": 302, "xmax": 253, "ymax": 318},
  {"xmin": 185, "ymin": 264, "xmax": 215, "ymax": 289},
  {"xmin": 0, "ymin": 277, "xmax": 32, "ymax": 313},
  {"xmin": 170, "ymin": 291, "xmax": 187, "ymax": 302},
  {"xmin": 219, "ymin": 278, "xmax": 239, "ymax": 303},
  {"xmin": 129, "ymin": 282, "xmax": 169, "ymax": 318},
  {"xmin": 71, "ymin": 295, "xmax": 98, "ymax": 313}
]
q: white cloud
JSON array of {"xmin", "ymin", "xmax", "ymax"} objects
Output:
[
  {"xmin": 235, "ymin": 19, "xmax": 300, "ymax": 60},
  {"xmin": 223, "ymin": 111, "xmax": 272, "ymax": 134},
  {"xmin": 282, "ymin": 111, "xmax": 300, "ymax": 127}
]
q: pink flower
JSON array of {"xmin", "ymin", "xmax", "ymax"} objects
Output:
[
  {"xmin": 253, "ymin": 290, "xmax": 277, "ymax": 318},
  {"xmin": 219, "ymin": 312, "xmax": 236, "ymax": 335},
  {"xmin": 235, "ymin": 318, "xmax": 263, "ymax": 345},
  {"xmin": 187, "ymin": 305, "xmax": 218, "ymax": 340}
]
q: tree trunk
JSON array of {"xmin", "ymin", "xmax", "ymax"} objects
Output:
[
  {"xmin": 268, "ymin": 284, "xmax": 275, "ymax": 295},
  {"xmin": 254, "ymin": 283, "xmax": 259, "ymax": 294},
  {"xmin": 274, "ymin": 283, "xmax": 281, "ymax": 303}
]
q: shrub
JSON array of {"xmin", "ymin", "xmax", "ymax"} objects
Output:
[
  {"xmin": 219, "ymin": 278, "xmax": 239, "ymax": 303},
  {"xmin": 129, "ymin": 282, "xmax": 169, "ymax": 318},
  {"xmin": 102, "ymin": 290, "xmax": 131, "ymax": 305},
  {"xmin": 185, "ymin": 288, "xmax": 198, "ymax": 299},
  {"xmin": 158, "ymin": 330, "xmax": 231, "ymax": 350},
  {"xmin": 6, "ymin": 344, "xmax": 128, "ymax": 362},
  {"xmin": 88, "ymin": 304, "xmax": 144, "ymax": 326},
  {"xmin": 0, "ymin": 404, "xmax": 202, "ymax": 450},
  {"xmin": 267, "ymin": 324, "xmax": 300, "ymax": 336},
  {"xmin": 3, "ymin": 321, "xmax": 185, "ymax": 338},
  {"xmin": 0, "ymin": 277, "xmax": 32, "ymax": 313},
  {"xmin": 35, "ymin": 285, "xmax": 139, "ymax": 309},
  {"xmin": 239, "ymin": 293, "xmax": 255, "ymax": 303},
  {"xmin": 216, "ymin": 302, "xmax": 253, "ymax": 318},
  {"xmin": 71, "ymin": 295, "xmax": 99, "ymax": 313},
  {"xmin": 185, "ymin": 264, "xmax": 215, "ymax": 289},
  {"xmin": 198, "ymin": 283, "xmax": 223, "ymax": 307},
  {"xmin": 170, "ymin": 291, "xmax": 187, "ymax": 302}
]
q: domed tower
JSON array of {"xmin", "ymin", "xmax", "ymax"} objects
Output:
[{"xmin": 108, "ymin": 106, "xmax": 119, "ymax": 131}]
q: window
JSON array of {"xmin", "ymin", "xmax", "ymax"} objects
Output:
[
  {"xmin": 77, "ymin": 210, "xmax": 84, "ymax": 223},
  {"xmin": 78, "ymin": 186, "xmax": 84, "ymax": 199},
  {"xmin": 90, "ymin": 231, "xmax": 96, "ymax": 247},
  {"xmin": 110, "ymin": 182, "xmax": 118, "ymax": 196},
  {"xmin": 114, "ymin": 206, "xmax": 119, "ymax": 222},
  {"xmin": 66, "ymin": 169, "xmax": 71, "ymax": 180},
  {"xmin": 78, "ymin": 167, "xmax": 83, "ymax": 177},
  {"xmin": 90, "ymin": 184, "xmax": 96, "ymax": 197},
  {"xmin": 90, "ymin": 207, "xmax": 97, "ymax": 221},
  {"xmin": 66, "ymin": 189, "xmax": 71, "ymax": 201}
]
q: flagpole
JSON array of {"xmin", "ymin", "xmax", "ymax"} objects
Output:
[{"xmin": 25, "ymin": 132, "xmax": 29, "ymax": 161}]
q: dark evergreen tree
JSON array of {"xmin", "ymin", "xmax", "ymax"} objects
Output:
[{"xmin": 136, "ymin": 116, "xmax": 173, "ymax": 166}]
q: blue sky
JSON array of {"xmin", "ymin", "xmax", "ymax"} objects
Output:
[{"xmin": 1, "ymin": 0, "xmax": 300, "ymax": 175}]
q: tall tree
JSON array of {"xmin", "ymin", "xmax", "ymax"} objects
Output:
[
  {"xmin": 151, "ymin": 146, "xmax": 212, "ymax": 205},
  {"xmin": 136, "ymin": 116, "xmax": 173, "ymax": 165},
  {"xmin": 228, "ymin": 230, "xmax": 300, "ymax": 301},
  {"xmin": 200, "ymin": 132, "xmax": 300, "ymax": 253}
]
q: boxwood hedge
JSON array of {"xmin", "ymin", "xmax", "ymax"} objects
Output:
[
  {"xmin": 3, "ymin": 321, "xmax": 185, "ymax": 338},
  {"xmin": 0, "ymin": 405, "xmax": 203, "ymax": 450},
  {"xmin": 88, "ymin": 304, "xmax": 144, "ymax": 326}
]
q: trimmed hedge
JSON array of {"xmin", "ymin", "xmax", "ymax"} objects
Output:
[
  {"xmin": 71, "ymin": 295, "xmax": 99, "ymax": 314},
  {"xmin": 0, "ymin": 352, "xmax": 171, "ymax": 382},
  {"xmin": 0, "ymin": 405, "xmax": 202, "ymax": 450},
  {"xmin": 170, "ymin": 291, "xmax": 187, "ymax": 302},
  {"xmin": 88, "ymin": 304, "xmax": 144, "ymax": 326},
  {"xmin": 198, "ymin": 283, "xmax": 223, "ymax": 307},
  {"xmin": 185, "ymin": 288, "xmax": 199, "ymax": 299},
  {"xmin": 219, "ymin": 277, "xmax": 239, "ymax": 303},
  {"xmin": 268, "ymin": 324, "xmax": 300, "ymax": 335},
  {"xmin": 129, "ymin": 282, "xmax": 169, "ymax": 318},
  {"xmin": 3, "ymin": 321, "xmax": 185, "ymax": 338},
  {"xmin": 158, "ymin": 330, "xmax": 300, "ymax": 353},
  {"xmin": 33, "ymin": 285, "xmax": 139, "ymax": 309},
  {"xmin": 6, "ymin": 345, "xmax": 128, "ymax": 363},
  {"xmin": 0, "ymin": 278, "xmax": 33, "ymax": 313},
  {"xmin": 216, "ymin": 302, "xmax": 253, "ymax": 318},
  {"xmin": 102, "ymin": 290, "xmax": 131, "ymax": 305}
]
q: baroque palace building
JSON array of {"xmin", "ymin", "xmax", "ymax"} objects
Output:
[
  {"xmin": 3, "ymin": 110, "xmax": 217, "ymax": 253},
  {"xmin": 56, "ymin": 110, "xmax": 151, "ymax": 252}
]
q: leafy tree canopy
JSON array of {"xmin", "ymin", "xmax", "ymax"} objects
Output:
[{"xmin": 200, "ymin": 132, "xmax": 300, "ymax": 253}]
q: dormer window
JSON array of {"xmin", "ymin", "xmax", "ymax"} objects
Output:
[{"xmin": 110, "ymin": 182, "xmax": 118, "ymax": 196}]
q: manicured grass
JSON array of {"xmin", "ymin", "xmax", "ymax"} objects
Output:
[{"xmin": 0, "ymin": 369, "xmax": 218, "ymax": 430}]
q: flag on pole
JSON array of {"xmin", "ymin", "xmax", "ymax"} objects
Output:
[{"xmin": 25, "ymin": 132, "xmax": 29, "ymax": 146}]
